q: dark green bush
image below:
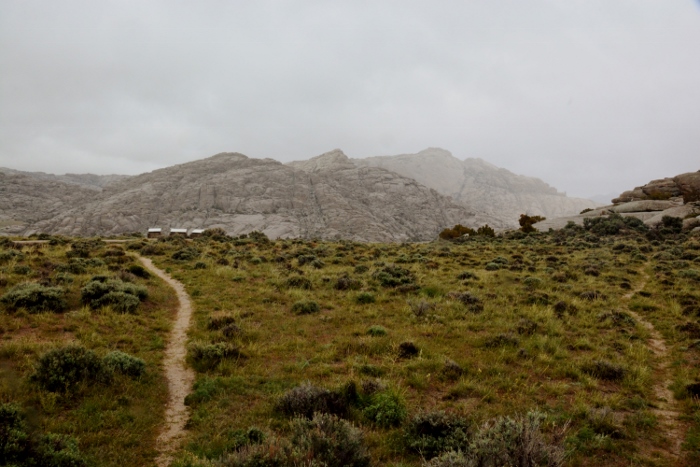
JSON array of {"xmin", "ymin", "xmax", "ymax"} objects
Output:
[
  {"xmin": 189, "ymin": 342, "xmax": 243, "ymax": 370},
  {"xmin": 31, "ymin": 346, "xmax": 108, "ymax": 392},
  {"xmin": 335, "ymin": 275, "xmax": 362, "ymax": 291},
  {"xmin": 1, "ymin": 283, "xmax": 67, "ymax": 313},
  {"xmin": 102, "ymin": 351, "xmax": 146, "ymax": 378},
  {"xmin": 362, "ymin": 390, "xmax": 407, "ymax": 428},
  {"xmin": 81, "ymin": 278, "xmax": 147, "ymax": 313},
  {"xmin": 367, "ymin": 325, "xmax": 387, "ymax": 336},
  {"xmin": 291, "ymin": 413, "xmax": 370, "ymax": 467},
  {"xmin": 172, "ymin": 247, "xmax": 200, "ymax": 261},
  {"xmin": 0, "ymin": 404, "xmax": 88, "ymax": 467},
  {"xmin": 35, "ymin": 433, "xmax": 88, "ymax": 467},
  {"xmin": 127, "ymin": 264, "xmax": 151, "ymax": 278},
  {"xmin": 581, "ymin": 360, "xmax": 627, "ymax": 381},
  {"xmin": 398, "ymin": 341, "xmax": 420, "ymax": 359},
  {"xmin": 403, "ymin": 411, "xmax": 470, "ymax": 459},
  {"xmin": 373, "ymin": 264, "xmax": 416, "ymax": 288},
  {"xmin": 285, "ymin": 276, "xmax": 312, "ymax": 290},
  {"xmin": 291, "ymin": 300, "xmax": 320, "ymax": 315},
  {"xmin": 0, "ymin": 402, "xmax": 30, "ymax": 464},
  {"xmin": 356, "ymin": 292, "xmax": 375, "ymax": 304}
]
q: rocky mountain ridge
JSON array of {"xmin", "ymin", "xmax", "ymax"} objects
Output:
[
  {"xmin": 353, "ymin": 148, "xmax": 598, "ymax": 228},
  {"xmin": 0, "ymin": 167, "xmax": 130, "ymax": 191},
  {"xmin": 20, "ymin": 150, "xmax": 491, "ymax": 242},
  {"xmin": 2, "ymin": 148, "xmax": 604, "ymax": 240}
]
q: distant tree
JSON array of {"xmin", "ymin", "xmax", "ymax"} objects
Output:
[
  {"xmin": 477, "ymin": 225, "xmax": 495, "ymax": 237},
  {"xmin": 439, "ymin": 224, "xmax": 476, "ymax": 240},
  {"xmin": 519, "ymin": 214, "xmax": 546, "ymax": 233}
]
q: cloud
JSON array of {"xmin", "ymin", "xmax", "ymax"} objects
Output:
[{"xmin": 1, "ymin": 0, "xmax": 699, "ymax": 197}]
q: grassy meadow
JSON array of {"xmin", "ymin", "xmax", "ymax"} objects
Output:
[{"xmin": 1, "ymin": 220, "xmax": 700, "ymax": 466}]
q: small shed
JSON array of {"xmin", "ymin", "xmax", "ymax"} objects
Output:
[
  {"xmin": 170, "ymin": 228, "xmax": 187, "ymax": 238},
  {"xmin": 189, "ymin": 228, "xmax": 205, "ymax": 238},
  {"xmin": 147, "ymin": 228, "xmax": 162, "ymax": 239}
]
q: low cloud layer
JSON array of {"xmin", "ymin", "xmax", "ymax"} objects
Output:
[{"xmin": 1, "ymin": 0, "xmax": 699, "ymax": 198}]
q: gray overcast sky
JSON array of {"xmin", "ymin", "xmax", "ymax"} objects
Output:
[{"xmin": 1, "ymin": 1, "xmax": 699, "ymax": 198}]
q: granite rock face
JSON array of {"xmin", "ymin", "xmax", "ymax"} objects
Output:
[
  {"xmin": 353, "ymin": 148, "xmax": 598, "ymax": 228},
  {"xmin": 613, "ymin": 170, "xmax": 700, "ymax": 204},
  {"xmin": 535, "ymin": 170, "xmax": 700, "ymax": 232},
  {"xmin": 23, "ymin": 150, "xmax": 489, "ymax": 242},
  {"xmin": 0, "ymin": 167, "xmax": 129, "ymax": 190},
  {"xmin": 0, "ymin": 172, "xmax": 97, "ymax": 235}
]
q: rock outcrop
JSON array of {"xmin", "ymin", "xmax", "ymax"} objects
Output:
[
  {"xmin": 0, "ymin": 172, "xmax": 97, "ymax": 235},
  {"xmin": 23, "ymin": 150, "xmax": 489, "ymax": 242},
  {"xmin": 353, "ymin": 148, "xmax": 597, "ymax": 228},
  {"xmin": 535, "ymin": 170, "xmax": 700, "ymax": 232},
  {"xmin": 613, "ymin": 170, "xmax": 700, "ymax": 204}
]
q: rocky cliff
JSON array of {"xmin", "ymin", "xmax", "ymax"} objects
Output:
[
  {"xmin": 23, "ymin": 150, "xmax": 490, "ymax": 242},
  {"xmin": 0, "ymin": 172, "xmax": 97, "ymax": 235},
  {"xmin": 353, "ymin": 148, "xmax": 598, "ymax": 228},
  {"xmin": 534, "ymin": 170, "xmax": 700, "ymax": 232}
]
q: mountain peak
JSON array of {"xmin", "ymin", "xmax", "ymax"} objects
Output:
[{"xmin": 287, "ymin": 149, "xmax": 354, "ymax": 173}]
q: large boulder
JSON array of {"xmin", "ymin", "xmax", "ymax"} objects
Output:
[
  {"xmin": 644, "ymin": 204, "xmax": 700, "ymax": 228},
  {"xmin": 611, "ymin": 200, "xmax": 679, "ymax": 213},
  {"xmin": 674, "ymin": 171, "xmax": 700, "ymax": 203}
]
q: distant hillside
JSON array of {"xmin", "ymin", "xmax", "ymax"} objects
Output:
[
  {"xmin": 354, "ymin": 148, "xmax": 598, "ymax": 228},
  {"xmin": 0, "ymin": 167, "xmax": 130, "ymax": 190},
  {"xmin": 24, "ymin": 150, "xmax": 495, "ymax": 242},
  {"xmin": 0, "ymin": 172, "xmax": 97, "ymax": 235}
]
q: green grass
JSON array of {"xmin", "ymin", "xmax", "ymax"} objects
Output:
[
  {"xmin": 140, "ymin": 231, "xmax": 700, "ymax": 466},
  {"xmin": 0, "ymin": 239, "xmax": 175, "ymax": 466},
  {"xmin": 2, "ymin": 231, "xmax": 700, "ymax": 466}
]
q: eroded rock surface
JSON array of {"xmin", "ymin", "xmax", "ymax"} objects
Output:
[
  {"xmin": 23, "ymin": 150, "xmax": 489, "ymax": 242},
  {"xmin": 353, "ymin": 148, "xmax": 598, "ymax": 228}
]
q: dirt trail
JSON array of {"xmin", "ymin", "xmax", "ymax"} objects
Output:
[
  {"xmin": 138, "ymin": 256, "xmax": 195, "ymax": 467},
  {"xmin": 623, "ymin": 270, "xmax": 684, "ymax": 460}
]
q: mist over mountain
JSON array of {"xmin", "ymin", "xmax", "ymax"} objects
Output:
[{"xmin": 354, "ymin": 148, "xmax": 598, "ymax": 228}]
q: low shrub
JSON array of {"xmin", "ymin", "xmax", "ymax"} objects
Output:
[
  {"xmin": 356, "ymin": 292, "xmax": 376, "ymax": 304},
  {"xmin": 276, "ymin": 383, "xmax": 350, "ymax": 419},
  {"xmin": 373, "ymin": 264, "xmax": 416, "ymax": 288},
  {"xmin": 429, "ymin": 411, "xmax": 565, "ymax": 467},
  {"xmin": 81, "ymin": 278, "xmax": 147, "ymax": 313},
  {"xmin": 189, "ymin": 342, "xmax": 243, "ymax": 370},
  {"xmin": 291, "ymin": 413, "xmax": 370, "ymax": 467},
  {"xmin": 127, "ymin": 264, "xmax": 151, "ymax": 278},
  {"xmin": 0, "ymin": 402, "xmax": 30, "ymax": 464},
  {"xmin": 335, "ymin": 275, "xmax": 362, "ymax": 291},
  {"xmin": 581, "ymin": 360, "xmax": 627, "ymax": 381},
  {"xmin": 442, "ymin": 360, "xmax": 465, "ymax": 381},
  {"xmin": 35, "ymin": 433, "xmax": 88, "ymax": 467},
  {"xmin": 207, "ymin": 312, "xmax": 237, "ymax": 330},
  {"xmin": 398, "ymin": 341, "xmax": 420, "ymax": 359},
  {"xmin": 362, "ymin": 389, "xmax": 407, "ymax": 428},
  {"xmin": 447, "ymin": 292, "xmax": 483, "ymax": 313},
  {"xmin": 286, "ymin": 276, "xmax": 312, "ymax": 290},
  {"xmin": 102, "ymin": 351, "xmax": 146, "ymax": 378},
  {"xmin": 367, "ymin": 325, "xmax": 387, "ymax": 336},
  {"xmin": 31, "ymin": 346, "xmax": 108, "ymax": 392},
  {"xmin": 172, "ymin": 247, "xmax": 200, "ymax": 261},
  {"xmin": 1, "ymin": 283, "xmax": 67, "ymax": 313},
  {"xmin": 291, "ymin": 300, "xmax": 320, "ymax": 315},
  {"xmin": 403, "ymin": 411, "xmax": 470, "ymax": 459}
]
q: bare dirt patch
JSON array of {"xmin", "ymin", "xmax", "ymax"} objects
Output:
[{"xmin": 138, "ymin": 256, "xmax": 195, "ymax": 467}]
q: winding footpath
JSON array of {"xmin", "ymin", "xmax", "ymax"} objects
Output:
[
  {"xmin": 624, "ymin": 270, "xmax": 685, "ymax": 462},
  {"xmin": 138, "ymin": 256, "xmax": 195, "ymax": 467}
]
